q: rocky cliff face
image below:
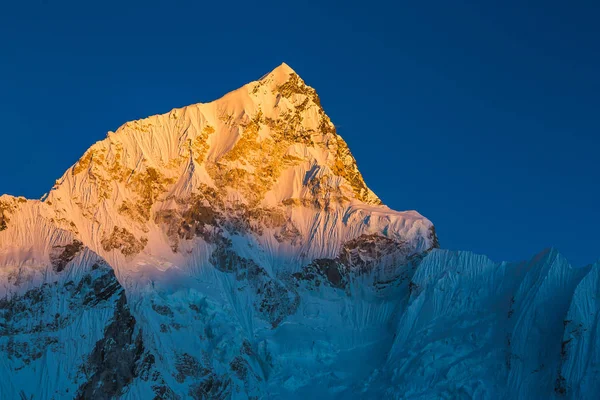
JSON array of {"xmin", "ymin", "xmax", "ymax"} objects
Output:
[{"xmin": 0, "ymin": 64, "xmax": 598, "ymax": 399}]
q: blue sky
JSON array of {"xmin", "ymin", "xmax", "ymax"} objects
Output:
[{"xmin": 0, "ymin": 1, "xmax": 598, "ymax": 266}]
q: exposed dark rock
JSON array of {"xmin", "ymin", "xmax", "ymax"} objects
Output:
[
  {"xmin": 0, "ymin": 198, "xmax": 23, "ymax": 232},
  {"xmin": 244, "ymin": 207, "xmax": 286, "ymax": 235},
  {"xmin": 188, "ymin": 374, "xmax": 232, "ymax": 400},
  {"xmin": 408, "ymin": 281, "xmax": 420, "ymax": 296},
  {"xmin": 293, "ymin": 258, "xmax": 348, "ymax": 290},
  {"xmin": 189, "ymin": 304, "xmax": 201, "ymax": 313},
  {"xmin": 0, "ymin": 262, "xmax": 122, "ymax": 341},
  {"xmin": 154, "ymin": 196, "xmax": 220, "ymax": 251},
  {"xmin": 117, "ymin": 167, "xmax": 175, "ymax": 222},
  {"xmin": 339, "ymin": 234, "xmax": 406, "ymax": 271},
  {"xmin": 508, "ymin": 296, "xmax": 516, "ymax": 319},
  {"xmin": 230, "ymin": 355, "xmax": 262, "ymax": 384},
  {"xmin": 327, "ymin": 128, "xmax": 381, "ymax": 205},
  {"xmin": 156, "ymin": 190, "xmax": 304, "ymax": 253},
  {"xmin": 101, "ymin": 226, "xmax": 148, "ymax": 256},
  {"xmin": 241, "ymin": 340, "xmax": 254, "ymax": 356},
  {"xmin": 276, "ymin": 72, "xmax": 321, "ymax": 107},
  {"xmin": 152, "ymin": 303, "xmax": 174, "ymax": 317},
  {"xmin": 76, "ymin": 292, "xmax": 148, "ymax": 400},
  {"xmin": 428, "ymin": 225, "xmax": 440, "ymax": 249},
  {"xmin": 3, "ymin": 336, "xmax": 59, "ymax": 367},
  {"xmin": 318, "ymin": 259, "xmax": 346, "ymax": 288},
  {"xmin": 82, "ymin": 270, "xmax": 122, "ymax": 307},
  {"xmin": 151, "ymin": 384, "xmax": 181, "ymax": 400},
  {"xmin": 294, "ymin": 234, "xmax": 412, "ymax": 291},
  {"xmin": 180, "ymin": 204, "xmax": 218, "ymax": 239},
  {"xmin": 0, "ymin": 284, "xmax": 63, "ymax": 336},
  {"xmin": 560, "ymin": 338, "xmax": 572, "ymax": 362},
  {"xmin": 274, "ymin": 220, "xmax": 302, "ymax": 245},
  {"xmin": 154, "ymin": 209, "xmax": 183, "ymax": 252},
  {"xmin": 209, "ymin": 237, "xmax": 299, "ymax": 327},
  {"xmin": 209, "ymin": 238, "xmax": 241, "ymax": 273},
  {"xmin": 174, "ymin": 352, "xmax": 209, "ymax": 383},
  {"xmin": 257, "ymin": 279, "xmax": 300, "ymax": 328},
  {"xmin": 555, "ymin": 372, "xmax": 568, "ymax": 396},
  {"xmin": 50, "ymin": 239, "xmax": 84, "ymax": 272}
]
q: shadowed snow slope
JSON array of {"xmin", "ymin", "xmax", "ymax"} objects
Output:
[{"xmin": 0, "ymin": 64, "xmax": 597, "ymax": 399}]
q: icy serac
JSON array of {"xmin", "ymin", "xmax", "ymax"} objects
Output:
[{"xmin": 0, "ymin": 63, "xmax": 598, "ymax": 399}]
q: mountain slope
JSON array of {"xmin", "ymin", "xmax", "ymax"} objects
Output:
[{"xmin": 0, "ymin": 64, "xmax": 598, "ymax": 399}]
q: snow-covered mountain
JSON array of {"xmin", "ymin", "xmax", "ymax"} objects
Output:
[{"xmin": 0, "ymin": 63, "xmax": 598, "ymax": 399}]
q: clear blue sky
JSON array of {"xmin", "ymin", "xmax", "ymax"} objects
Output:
[{"xmin": 0, "ymin": 1, "xmax": 598, "ymax": 266}]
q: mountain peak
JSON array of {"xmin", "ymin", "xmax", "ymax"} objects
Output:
[
  {"xmin": 261, "ymin": 62, "xmax": 299, "ymax": 85},
  {"xmin": 274, "ymin": 62, "xmax": 296, "ymax": 75},
  {"xmin": 1, "ymin": 64, "xmax": 436, "ymax": 277},
  {"xmin": 46, "ymin": 61, "xmax": 384, "ymax": 214}
]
